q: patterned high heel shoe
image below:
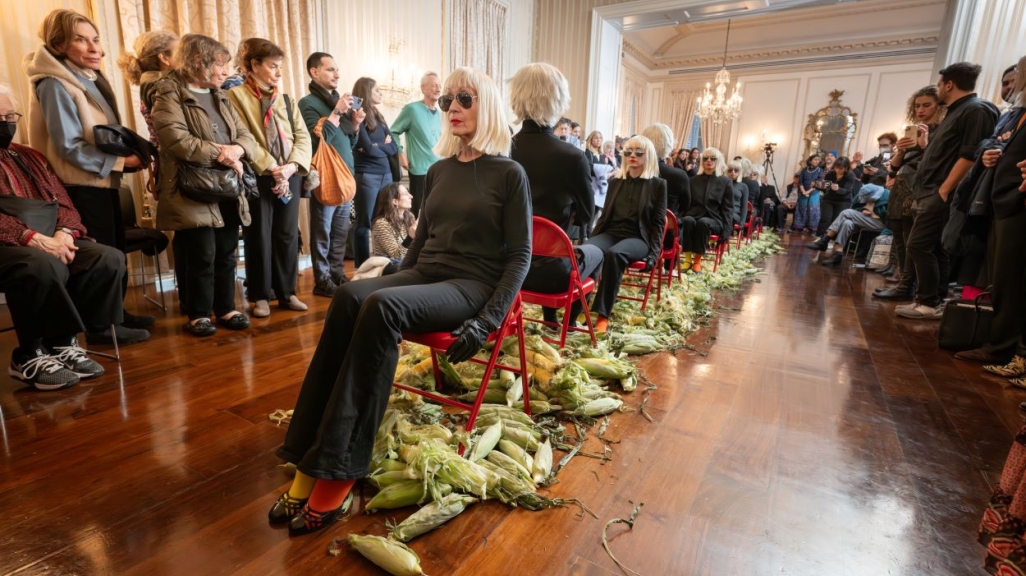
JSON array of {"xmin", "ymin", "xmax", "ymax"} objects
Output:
[
  {"xmin": 287, "ymin": 491, "xmax": 354, "ymax": 536},
  {"xmin": 268, "ymin": 492, "xmax": 307, "ymax": 524}
]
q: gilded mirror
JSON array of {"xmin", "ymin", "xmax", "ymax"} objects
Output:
[{"xmin": 802, "ymin": 90, "xmax": 858, "ymax": 161}]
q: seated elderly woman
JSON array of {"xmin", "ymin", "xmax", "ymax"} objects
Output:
[
  {"xmin": 270, "ymin": 67, "xmax": 531, "ymax": 536},
  {"xmin": 0, "ymin": 85, "xmax": 125, "ymax": 391},
  {"xmin": 680, "ymin": 147, "xmax": 734, "ymax": 272},
  {"xmin": 583, "ymin": 134, "xmax": 666, "ymax": 333},
  {"xmin": 807, "ymin": 183, "xmax": 889, "ymax": 265}
]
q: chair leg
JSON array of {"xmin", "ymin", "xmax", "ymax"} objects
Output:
[
  {"xmin": 143, "ymin": 252, "xmax": 167, "ymax": 312},
  {"xmin": 515, "ymin": 316, "xmax": 530, "ymax": 417},
  {"xmin": 85, "ymin": 323, "xmax": 120, "ymax": 362},
  {"xmin": 579, "ymin": 292, "xmax": 597, "ymax": 347}
]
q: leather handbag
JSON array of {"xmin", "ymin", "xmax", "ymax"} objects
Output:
[
  {"xmin": 0, "ymin": 148, "xmax": 58, "ymax": 236},
  {"xmin": 177, "ymin": 162, "xmax": 258, "ymax": 204},
  {"xmin": 938, "ymin": 292, "xmax": 994, "ymax": 351},
  {"xmin": 93, "ymin": 124, "xmax": 156, "ymax": 171}
]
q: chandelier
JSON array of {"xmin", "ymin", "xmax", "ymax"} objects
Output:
[
  {"xmin": 379, "ymin": 41, "xmax": 417, "ymax": 109},
  {"xmin": 696, "ymin": 19, "xmax": 743, "ymax": 125}
]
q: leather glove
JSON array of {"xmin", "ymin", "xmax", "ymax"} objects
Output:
[
  {"xmin": 446, "ymin": 317, "xmax": 492, "ymax": 364},
  {"xmin": 641, "ymin": 256, "xmax": 656, "ymax": 273}
]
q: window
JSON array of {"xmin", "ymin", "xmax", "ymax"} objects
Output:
[{"xmin": 685, "ymin": 113, "xmax": 702, "ymax": 150}]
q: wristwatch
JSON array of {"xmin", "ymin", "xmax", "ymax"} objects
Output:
[{"xmin": 331, "ymin": 109, "xmax": 343, "ymax": 117}]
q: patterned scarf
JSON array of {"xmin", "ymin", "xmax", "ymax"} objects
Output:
[{"xmin": 245, "ymin": 75, "xmax": 291, "ymax": 164}]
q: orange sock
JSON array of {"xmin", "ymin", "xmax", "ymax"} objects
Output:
[
  {"xmin": 595, "ymin": 316, "xmax": 609, "ymax": 333},
  {"xmin": 307, "ymin": 479, "xmax": 356, "ymax": 512},
  {"xmin": 692, "ymin": 254, "xmax": 703, "ymax": 273}
]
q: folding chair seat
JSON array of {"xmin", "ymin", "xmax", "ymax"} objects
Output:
[
  {"xmin": 619, "ymin": 210, "xmax": 677, "ymax": 311},
  {"xmin": 520, "ymin": 217, "xmax": 597, "ymax": 349}
]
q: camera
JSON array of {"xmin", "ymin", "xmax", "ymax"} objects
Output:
[{"xmin": 763, "ymin": 142, "xmax": 777, "ymax": 152}]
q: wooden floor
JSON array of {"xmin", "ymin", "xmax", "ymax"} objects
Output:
[{"xmin": 1, "ymin": 233, "xmax": 1018, "ymax": 575}]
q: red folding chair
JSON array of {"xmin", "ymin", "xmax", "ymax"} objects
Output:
[
  {"xmin": 710, "ymin": 234, "xmax": 727, "ymax": 272},
  {"xmin": 619, "ymin": 210, "xmax": 677, "ymax": 311},
  {"xmin": 392, "ymin": 294, "xmax": 531, "ymax": 447},
  {"xmin": 736, "ymin": 202, "xmax": 755, "ymax": 249},
  {"xmin": 521, "ymin": 217, "xmax": 598, "ymax": 349}
]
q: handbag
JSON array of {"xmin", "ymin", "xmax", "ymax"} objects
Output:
[
  {"xmin": 177, "ymin": 162, "xmax": 258, "ymax": 204},
  {"xmin": 938, "ymin": 292, "xmax": 995, "ymax": 351},
  {"xmin": 308, "ymin": 118, "xmax": 357, "ymax": 206},
  {"xmin": 93, "ymin": 124, "xmax": 156, "ymax": 171},
  {"xmin": 0, "ymin": 149, "xmax": 58, "ymax": 236}
]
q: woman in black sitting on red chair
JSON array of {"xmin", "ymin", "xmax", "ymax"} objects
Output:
[
  {"xmin": 583, "ymin": 134, "xmax": 666, "ymax": 333},
  {"xmin": 269, "ymin": 67, "xmax": 532, "ymax": 536}
]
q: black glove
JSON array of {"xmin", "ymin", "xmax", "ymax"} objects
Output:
[
  {"xmin": 446, "ymin": 317, "xmax": 492, "ymax": 364},
  {"xmin": 641, "ymin": 256, "xmax": 656, "ymax": 272}
]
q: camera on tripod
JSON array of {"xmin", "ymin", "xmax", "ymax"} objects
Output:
[{"xmin": 763, "ymin": 142, "xmax": 777, "ymax": 154}]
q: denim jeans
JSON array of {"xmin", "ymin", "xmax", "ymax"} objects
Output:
[
  {"xmin": 353, "ymin": 172, "xmax": 393, "ymax": 266},
  {"xmin": 309, "ymin": 195, "xmax": 351, "ymax": 285}
]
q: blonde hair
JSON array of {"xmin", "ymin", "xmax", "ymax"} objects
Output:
[
  {"xmin": 641, "ymin": 123, "xmax": 675, "ymax": 158},
  {"xmin": 702, "ymin": 147, "xmax": 727, "ymax": 177},
  {"xmin": 39, "ymin": 9, "xmax": 99, "ymax": 56},
  {"xmin": 739, "ymin": 158, "xmax": 754, "ymax": 179},
  {"xmin": 617, "ymin": 135, "xmax": 659, "ymax": 179},
  {"xmin": 508, "ymin": 62, "xmax": 570, "ymax": 127},
  {"xmin": 435, "ymin": 67, "xmax": 511, "ymax": 158},
  {"xmin": 118, "ymin": 30, "xmax": 177, "ymax": 85},
  {"xmin": 1016, "ymin": 54, "xmax": 1026, "ymax": 108},
  {"xmin": 585, "ymin": 130, "xmax": 602, "ymax": 154},
  {"xmin": 727, "ymin": 160, "xmax": 743, "ymax": 182},
  {"xmin": 173, "ymin": 34, "xmax": 232, "ymax": 85}
]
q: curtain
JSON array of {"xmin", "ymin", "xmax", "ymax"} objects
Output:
[
  {"xmin": 617, "ymin": 77, "xmax": 644, "ymax": 137},
  {"xmin": 668, "ymin": 89, "xmax": 699, "ymax": 150},
  {"xmin": 699, "ymin": 116, "xmax": 733, "ymax": 155},
  {"xmin": 448, "ymin": 0, "xmax": 508, "ymax": 84}
]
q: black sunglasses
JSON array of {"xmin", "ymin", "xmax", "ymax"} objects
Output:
[
  {"xmin": 623, "ymin": 148, "xmax": 645, "ymax": 158},
  {"xmin": 701, "ymin": 156, "xmax": 717, "ymax": 161},
  {"xmin": 439, "ymin": 92, "xmax": 477, "ymax": 112}
]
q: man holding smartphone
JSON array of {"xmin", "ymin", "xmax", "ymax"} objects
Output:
[
  {"xmin": 390, "ymin": 72, "xmax": 442, "ymax": 217},
  {"xmin": 861, "ymin": 132, "xmax": 897, "ymax": 187},
  {"xmin": 299, "ymin": 52, "xmax": 366, "ymax": 297}
]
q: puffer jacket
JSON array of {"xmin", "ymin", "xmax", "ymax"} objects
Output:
[{"xmin": 149, "ymin": 71, "xmax": 258, "ymax": 230}]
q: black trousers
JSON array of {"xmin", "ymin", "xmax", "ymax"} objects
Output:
[
  {"xmin": 819, "ymin": 198, "xmax": 851, "ymax": 236},
  {"xmin": 760, "ymin": 201, "xmax": 777, "ymax": 229},
  {"xmin": 276, "ymin": 267, "xmax": 493, "ymax": 479},
  {"xmin": 985, "ymin": 210, "xmax": 1026, "ymax": 357},
  {"xmin": 583, "ymin": 233, "xmax": 649, "ymax": 317},
  {"xmin": 243, "ymin": 175, "xmax": 301, "ymax": 303},
  {"xmin": 0, "ymin": 241, "xmax": 124, "ymax": 349},
  {"xmin": 521, "ymin": 245, "xmax": 604, "ymax": 322},
  {"xmin": 172, "ymin": 201, "xmax": 241, "ymax": 320},
  {"xmin": 65, "ymin": 186, "xmax": 126, "ymax": 251},
  {"xmin": 776, "ymin": 204, "xmax": 795, "ymax": 230},
  {"xmin": 907, "ymin": 194, "xmax": 950, "ymax": 307},
  {"xmin": 679, "ymin": 215, "xmax": 722, "ymax": 255},
  {"xmin": 887, "ymin": 218, "xmax": 914, "ymax": 288},
  {"xmin": 409, "ymin": 173, "xmax": 426, "ymax": 218}
]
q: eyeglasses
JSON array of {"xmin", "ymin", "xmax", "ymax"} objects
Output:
[
  {"xmin": 701, "ymin": 156, "xmax": 716, "ymax": 162},
  {"xmin": 623, "ymin": 148, "xmax": 645, "ymax": 158},
  {"xmin": 1, "ymin": 112, "xmax": 22, "ymax": 123},
  {"xmin": 726, "ymin": 168, "xmax": 739, "ymax": 173},
  {"xmin": 439, "ymin": 92, "xmax": 477, "ymax": 112}
]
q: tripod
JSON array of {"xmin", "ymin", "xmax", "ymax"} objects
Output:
[{"xmin": 762, "ymin": 147, "xmax": 781, "ymax": 195}]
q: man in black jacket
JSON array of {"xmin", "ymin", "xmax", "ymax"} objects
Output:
[
  {"xmin": 896, "ymin": 62, "xmax": 998, "ymax": 320},
  {"xmin": 508, "ymin": 63, "xmax": 603, "ymax": 326}
]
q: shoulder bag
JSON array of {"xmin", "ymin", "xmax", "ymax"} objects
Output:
[
  {"xmin": 938, "ymin": 291, "xmax": 995, "ymax": 351},
  {"xmin": 0, "ymin": 149, "xmax": 58, "ymax": 236}
]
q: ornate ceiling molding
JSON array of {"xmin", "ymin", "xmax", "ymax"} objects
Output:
[{"xmin": 625, "ymin": 36, "xmax": 940, "ymax": 72}]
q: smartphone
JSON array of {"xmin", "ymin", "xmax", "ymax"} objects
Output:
[
  {"xmin": 904, "ymin": 125, "xmax": 918, "ymax": 140},
  {"xmin": 882, "ymin": 151, "xmax": 892, "ymax": 162},
  {"xmin": 351, "ymin": 95, "xmax": 363, "ymax": 110}
]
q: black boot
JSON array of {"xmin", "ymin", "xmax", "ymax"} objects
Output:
[
  {"xmin": 820, "ymin": 252, "xmax": 843, "ymax": 265},
  {"xmin": 806, "ymin": 236, "xmax": 830, "ymax": 251}
]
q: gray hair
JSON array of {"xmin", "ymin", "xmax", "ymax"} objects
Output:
[
  {"xmin": 420, "ymin": 71, "xmax": 439, "ymax": 86},
  {"xmin": 0, "ymin": 83, "xmax": 17, "ymax": 107},
  {"xmin": 508, "ymin": 62, "xmax": 571, "ymax": 127},
  {"xmin": 641, "ymin": 123, "xmax": 675, "ymax": 158}
]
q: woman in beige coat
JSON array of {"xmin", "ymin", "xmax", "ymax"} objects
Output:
[{"xmin": 151, "ymin": 34, "xmax": 258, "ymax": 337}]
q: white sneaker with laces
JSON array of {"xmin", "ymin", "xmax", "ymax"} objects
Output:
[
  {"xmin": 51, "ymin": 338, "xmax": 104, "ymax": 379},
  {"xmin": 8, "ymin": 349, "xmax": 80, "ymax": 391}
]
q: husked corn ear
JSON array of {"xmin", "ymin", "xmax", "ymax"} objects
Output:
[
  {"xmin": 505, "ymin": 376, "xmax": 523, "ymax": 407},
  {"xmin": 498, "ymin": 369, "xmax": 516, "ymax": 389},
  {"xmin": 467, "ymin": 422, "xmax": 502, "ymax": 462},
  {"xmin": 502, "ymin": 426, "xmax": 540, "ymax": 451},
  {"xmin": 498, "ymin": 439, "xmax": 533, "ymax": 473},
  {"xmin": 620, "ymin": 375, "xmax": 637, "ymax": 392},
  {"xmin": 573, "ymin": 397, "xmax": 625, "ymax": 417},
  {"xmin": 347, "ymin": 534, "xmax": 424, "ymax": 576},
  {"xmin": 532, "ymin": 438, "xmax": 553, "ymax": 483},
  {"xmin": 389, "ymin": 494, "xmax": 478, "ymax": 542}
]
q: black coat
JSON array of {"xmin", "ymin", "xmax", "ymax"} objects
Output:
[
  {"xmin": 593, "ymin": 176, "xmax": 667, "ymax": 260},
  {"xmin": 658, "ymin": 160, "xmax": 691, "ymax": 218},
  {"xmin": 510, "ymin": 120, "xmax": 594, "ymax": 232},
  {"xmin": 991, "ymin": 122, "xmax": 1026, "ymax": 220},
  {"xmin": 823, "ymin": 170, "xmax": 858, "ymax": 201},
  {"xmin": 687, "ymin": 173, "xmax": 734, "ymax": 233},
  {"xmin": 730, "ymin": 181, "xmax": 748, "ymax": 226}
]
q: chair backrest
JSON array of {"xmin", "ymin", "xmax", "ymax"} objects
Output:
[
  {"xmin": 664, "ymin": 210, "xmax": 678, "ymax": 240},
  {"xmin": 531, "ymin": 216, "xmax": 575, "ymax": 259}
]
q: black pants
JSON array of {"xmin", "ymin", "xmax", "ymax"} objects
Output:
[
  {"xmin": 776, "ymin": 204, "xmax": 795, "ymax": 230},
  {"xmin": 244, "ymin": 175, "xmax": 301, "ymax": 304},
  {"xmin": 521, "ymin": 245, "xmax": 604, "ymax": 322},
  {"xmin": 887, "ymin": 218, "xmax": 914, "ymax": 288},
  {"xmin": 65, "ymin": 186, "xmax": 126, "ymax": 251},
  {"xmin": 583, "ymin": 233, "xmax": 649, "ymax": 317},
  {"xmin": 985, "ymin": 210, "xmax": 1026, "ymax": 357},
  {"xmin": 0, "ymin": 241, "xmax": 124, "ymax": 350},
  {"xmin": 760, "ymin": 201, "xmax": 777, "ymax": 229},
  {"xmin": 409, "ymin": 173, "xmax": 426, "ymax": 218},
  {"xmin": 276, "ymin": 267, "xmax": 493, "ymax": 479},
  {"xmin": 907, "ymin": 194, "xmax": 950, "ymax": 307},
  {"xmin": 172, "ymin": 201, "xmax": 241, "ymax": 320},
  {"xmin": 679, "ymin": 215, "xmax": 722, "ymax": 255},
  {"xmin": 819, "ymin": 198, "xmax": 851, "ymax": 236}
]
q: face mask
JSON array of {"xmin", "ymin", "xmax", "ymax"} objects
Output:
[
  {"xmin": 0, "ymin": 122, "xmax": 15, "ymax": 149},
  {"xmin": 879, "ymin": 145, "xmax": 891, "ymax": 154}
]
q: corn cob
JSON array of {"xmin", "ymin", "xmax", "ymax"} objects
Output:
[
  {"xmin": 502, "ymin": 426, "xmax": 540, "ymax": 451},
  {"xmin": 532, "ymin": 438, "xmax": 553, "ymax": 483},
  {"xmin": 372, "ymin": 459, "xmax": 407, "ymax": 473},
  {"xmin": 574, "ymin": 358, "xmax": 634, "ymax": 380},
  {"xmin": 477, "ymin": 405, "xmax": 535, "ymax": 426},
  {"xmin": 389, "ymin": 494, "xmax": 479, "ymax": 542},
  {"xmin": 512, "ymin": 400, "xmax": 562, "ymax": 415},
  {"xmin": 486, "ymin": 449, "xmax": 533, "ymax": 481},
  {"xmin": 366, "ymin": 479, "xmax": 443, "ymax": 511},
  {"xmin": 498, "ymin": 438, "xmax": 534, "ymax": 473},
  {"xmin": 573, "ymin": 397, "xmax": 625, "ymax": 417},
  {"xmin": 456, "ymin": 388, "xmax": 507, "ymax": 404},
  {"xmin": 347, "ymin": 534, "xmax": 424, "ymax": 576},
  {"xmin": 368, "ymin": 469, "xmax": 416, "ymax": 489},
  {"xmin": 620, "ymin": 375, "xmax": 637, "ymax": 392},
  {"xmin": 500, "ymin": 419, "xmax": 542, "ymax": 439},
  {"xmin": 479, "ymin": 458, "xmax": 537, "ymax": 502},
  {"xmin": 505, "ymin": 375, "xmax": 524, "ymax": 407},
  {"xmin": 467, "ymin": 422, "xmax": 502, "ymax": 462}
]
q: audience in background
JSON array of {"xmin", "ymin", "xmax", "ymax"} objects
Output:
[
  {"xmin": 793, "ymin": 154, "xmax": 823, "ymax": 233},
  {"xmin": 815, "ymin": 155, "xmax": 857, "ymax": 236},
  {"xmin": 807, "ymin": 183, "xmax": 889, "ymax": 265},
  {"xmin": 860, "ymin": 133, "xmax": 896, "ymax": 187},
  {"xmin": 369, "ymin": 182, "xmax": 417, "ymax": 273},
  {"xmin": 680, "ymin": 147, "xmax": 733, "ymax": 273},
  {"xmin": 775, "ymin": 174, "xmax": 800, "ymax": 232},
  {"xmin": 391, "ymin": 72, "xmax": 442, "ymax": 218},
  {"xmin": 117, "ymin": 30, "xmax": 178, "ymax": 147},
  {"xmin": 726, "ymin": 159, "xmax": 748, "ymax": 229},
  {"xmin": 350, "ymin": 76, "xmax": 398, "ymax": 267}
]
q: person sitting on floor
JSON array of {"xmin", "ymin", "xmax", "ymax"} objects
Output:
[
  {"xmin": 370, "ymin": 182, "xmax": 417, "ymax": 274},
  {"xmin": 0, "ymin": 84, "xmax": 134, "ymax": 391},
  {"xmin": 806, "ymin": 183, "xmax": 890, "ymax": 265}
]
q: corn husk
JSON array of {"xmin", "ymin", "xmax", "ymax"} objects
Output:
[
  {"xmin": 573, "ymin": 397, "xmax": 625, "ymax": 417},
  {"xmin": 373, "ymin": 409, "xmax": 401, "ymax": 462},
  {"xmin": 486, "ymin": 449, "xmax": 533, "ymax": 481},
  {"xmin": 366, "ymin": 479, "xmax": 450, "ymax": 511},
  {"xmin": 512, "ymin": 400, "xmax": 562, "ymax": 415},
  {"xmin": 456, "ymin": 388, "xmax": 507, "ymax": 404},
  {"xmin": 396, "ymin": 419, "xmax": 453, "ymax": 445},
  {"xmin": 620, "ymin": 375, "xmax": 637, "ymax": 392},
  {"xmin": 502, "ymin": 426, "xmax": 540, "ymax": 451},
  {"xmin": 532, "ymin": 438, "xmax": 553, "ymax": 483},
  {"xmin": 347, "ymin": 534, "xmax": 424, "ymax": 576},
  {"xmin": 505, "ymin": 376, "xmax": 524, "ymax": 407},
  {"xmin": 477, "ymin": 405, "xmax": 535, "ymax": 426},
  {"xmin": 479, "ymin": 458, "xmax": 537, "ymax": 502},
  {"xmin": 574, "ymin": 358, "xmax": 634, "ymax": 380},
  {"xmin": 373, "ymin": 459, "xmax": 407, "ymax": 473},
  {"xmin": 467, "ymin": 422, "xmax": 502, "ymax": 462},
  {"xmin": 389, "ymin": 494, "xmax": 479, "ymax": 542},
  {"xmin": 498, "ymin": 439, "xmax": 533, "ymax": 473},
  {"xmin": 406, "ymin": 440, "xmax": 496, "ymax": 499},
  {"xmin": 368, "ymin": 469, "xmax": 417, "ymax": 489}
]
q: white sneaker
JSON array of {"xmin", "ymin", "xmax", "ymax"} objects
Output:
[
  {"xmin": 9, "ymin": 349, "xmax": 80, "ymax": 391},
  {"xmin": 896, "ymin": 303, "xmax": 943, "ymax": 320},
  {"xmin": 252, "ymin": 300, "xmax": 271, "ymax": 318},
  {"xmin": 51, "ymin": 338, "xmax": 104, "ymax": 379}
]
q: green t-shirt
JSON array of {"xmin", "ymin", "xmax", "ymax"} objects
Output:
[{"xmin": 390, "ymin": 101, "xmax": 441, "ymax": 176}]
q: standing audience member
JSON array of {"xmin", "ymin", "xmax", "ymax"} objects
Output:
[
  {"xmin": 0, "ymin": 84, "xmax": 120, "ymax": 390},
  {"xmin": 584, "ymin": 130, "xmax": 605, "ymax": 165},
  {"xmin": 680, "ymin": 147, "xmax": 734, "ymax": 273},
  {"xmin": 793, "ymin": 154, "xmax": 823, "ymax": 232},
  {"xmin": 221, "ymin": 39, "xmax": 250, "ymax": 91},
  {"xmin": 270, "ymin": 67, "xmax": 531, "ymax": 536},
  {"xmin": 25, "ymin": 8, "xmax": 152, "ymax": 344},
  {"xmin": 583, "ymin": 135, "xmax": 666, "ymax": 333},
  {"xmin": 370, "ymin": 182, "xmax": 416, "ymax": 272},
  {"xmin": 298, "ymin": 51, "xmax": 364, "ymax": 297},
  {"xmin": 816, "ymin": 155, "xmax": 857, "ymax": 237},
  {"xmin": 117, "ymin": 30, "xmax": 178, "ymax": 146},
  {"xmin": 391, "ymin": 72, "xmax": 442, "ymax": 217},
  {"xmin": 228, "ymin": 38, "xmax": 312, "ymax": 318},
  {"xmin": 874, "ymin": 85, "xmax": 944, "ymax": 300},
  {"xmin": 350, "ymin": 76, "xmax": 398, "ymax": 266},
  {"xmin": 896, "ymin": 62, "xmax": 997, "ymax": 320},
  {"xmin": 509, "ymin": 62, "xmax": 601, "ymax": 327},
  {"xmin": 151, "ymin": 34, "xmax": 257, "ymax": 337}
]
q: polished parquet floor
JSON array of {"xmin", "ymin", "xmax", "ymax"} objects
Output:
[{"xmin": 1, "ymin": 233, "xmax": 1020, "ymax": 575}]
